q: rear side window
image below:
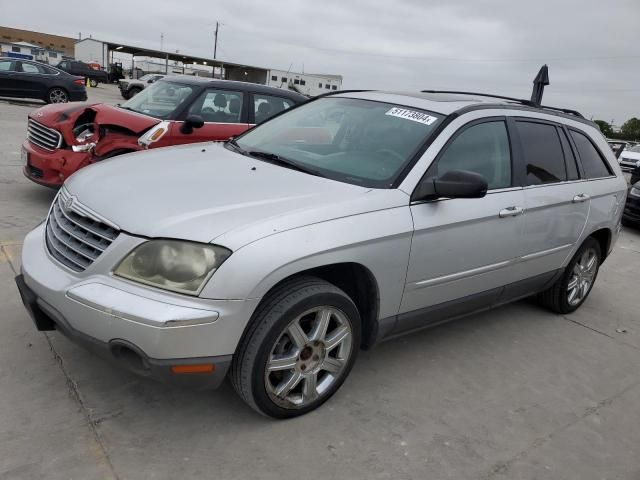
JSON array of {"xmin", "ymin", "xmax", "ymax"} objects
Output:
[
  {"xmin": 434, "ymin": 121, "xmax": 512, "ymax": 190},
  {"xmin": 569, "ymin": 130, "xmax": 612, "ymax": 179},
  {"xmin": 253, "ymin": 94, "xmax": 295, "ymax": 124},
  {"xmin": 558, "ymin": 128, "xmax": 580, "ymax": 180},
  {"xmin": 20, "ymin": 62, "xmax": 45, "ymax": 74},
  {"xmin": 516, "ymin": 121, "xmax": 567, "ymax": 185}
]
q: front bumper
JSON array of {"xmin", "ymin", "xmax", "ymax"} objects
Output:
[
  {"xmin": 623, "ymin": 192, "xmax": 640, "ymax": 225},
  {"xmin": 22, "ymin": 140, "xmax": 91, "ymax": 187},
  {"xmin": 19, "ymin": 223, "xmax": 260, "ymax": 389}
]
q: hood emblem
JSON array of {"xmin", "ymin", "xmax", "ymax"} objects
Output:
[{"xmin": 63, "ymin": 196, "xmax": 75, "ymax": 212}]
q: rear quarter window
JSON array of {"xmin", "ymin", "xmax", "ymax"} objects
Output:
[{"xmin": 569, "ymin": 130, "xmax": 612, "ymax": 179}]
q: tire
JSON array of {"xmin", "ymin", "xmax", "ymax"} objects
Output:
[
  {"xmin": 128, "ymin": 87, "xmax": 142, "ymax": 98},
  {"xmin": 89, "ymin": 78, "xmax": 98, "ymax": 88},
  {"xmin": 538, "ymin": 237, "xmax": 601, "ymax": 314},
  {"xmin": 46, "ymin": 87, "xmax": 69, "ymax": 104},
  {"xmin": 230, "ymin": 276, "xmax": 361, "ymax": 418}
]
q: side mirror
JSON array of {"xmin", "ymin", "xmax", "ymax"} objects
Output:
[
  {"xmin": 180, "ymin": 115, "xmax": 205, "ymax": 134},
  {"xmin": 414, "ymin": 169, "xmax": 488, "ymax": 201}
]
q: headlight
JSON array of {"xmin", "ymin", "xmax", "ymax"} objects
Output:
[
  {"xmin": 114, "ymin": 240, "xmax": 231, "ymax": 295},
  {"xmin": 631, "ymin": 187, "xmax": 640, "ymax": 197}
]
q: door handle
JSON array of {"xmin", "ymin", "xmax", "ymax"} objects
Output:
[
  {"xmin": 499, "ymin": 206, "xmax": 524, "ymax": 218},
  {"xmin": 572, "ymin": 193, "xmax": 590, "ymax": 203}
]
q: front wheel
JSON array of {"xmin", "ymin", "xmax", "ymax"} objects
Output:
[
  {"xmin": 538, "ymin": 237, "xmax": 601, "ymax": 314},
  {"xmin": 89, "ymin": 78, "xmax": 98, "ymax": 88},
  {"xmin": 46, "ymin": 87, "xmax": 69, "ymax": 104},
  {"xmin": 231, "ymin": 276, "xmax": 361, "ymax": 418}
]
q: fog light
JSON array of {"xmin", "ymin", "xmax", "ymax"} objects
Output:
[{"xmin": 171, "ymin": 364, "xmax": 215, "ymax": 374}]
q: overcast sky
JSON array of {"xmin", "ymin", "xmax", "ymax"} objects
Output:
[{"xmin": 5, "ymin": 0, "xmax": 639, "ymax": 124}]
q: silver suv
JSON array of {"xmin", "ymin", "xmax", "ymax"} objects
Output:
[{"xmin": 16, "ymin": 90, "xmax": 627, "ymax": 417}]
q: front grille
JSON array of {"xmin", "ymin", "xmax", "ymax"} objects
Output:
[
  {"xmin": 28, "ymin": 118, "xmax": 62, "ymax": 151},
  {"xmin": 45, "ymin": 190, "xmax": 119, "ymax": 272}
]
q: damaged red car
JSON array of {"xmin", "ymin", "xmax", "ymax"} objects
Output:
[{"xmin": 22, "ymin": 77, "xmax": 307, "ymax": 187}]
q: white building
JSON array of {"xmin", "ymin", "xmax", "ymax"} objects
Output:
[
  {"xmin": 265, "ymin": 69, "xmax": 343, "ymax": 96},
  {"xmin": 0, "ymin": 41, "xmax": 66, "ymax": 64}
]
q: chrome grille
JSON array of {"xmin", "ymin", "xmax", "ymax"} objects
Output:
[
  {"xmin": 28, "ymin": 118, "xmax": 62, "ymax": 151},
  {"xmin": 45, "ymin": 190, "xmax": 119, "ymax": 272}
]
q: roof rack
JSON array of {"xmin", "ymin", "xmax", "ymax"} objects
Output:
[{"xmin": 420, "ymin": 90, "xmax": 584, "ymax": 119}]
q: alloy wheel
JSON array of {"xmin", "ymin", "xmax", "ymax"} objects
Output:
[
  {"xmin": 265, "ymin": 307, "xmax": 353, "ymax": 409},
  {"xmin": 567, "ymin": 247, "xmax": 598, "ymax": 306},
  {"xmin": 49, "ymin": 88, "xmax": 68, "ymax": 103}
]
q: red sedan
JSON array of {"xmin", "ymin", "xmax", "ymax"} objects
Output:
[{"xmin": 22, "ymin": 77, "xmax": 307, "ymax": 187}]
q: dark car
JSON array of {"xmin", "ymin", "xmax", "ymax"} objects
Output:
[
  {"xmin": 0, "ymin": 57, "xmax": 87, "ymax": 104},
  {"xmin": 623, "ymin": 181, "xmax": 640, "ymax": 227},
  {"xmin": 23, "ymin": 77, "xmax": 308, "ymax": 187},
  {"xmin": 56, "ymin": 60, "xmax": 109, "ymax": 87}
]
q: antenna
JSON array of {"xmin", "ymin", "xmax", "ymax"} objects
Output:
[{"xmin": 530, "ymin": 65, "xmax": 549, "ymax": 107}]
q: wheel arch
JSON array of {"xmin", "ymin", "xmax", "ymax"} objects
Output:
[
  {"xmin": 245, "ymin": 262, "xmax": 381, "ymax": 351},
  {"xmin": 588, "ymin": 227, "xmax": 612, "ymax": 262}
]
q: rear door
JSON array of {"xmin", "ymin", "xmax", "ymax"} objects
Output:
[
  {"xmin": 16, "ymin": 61, "xmax": 47, "ymax": 97},
  {"xmin": 515, "ymin": 118, "xmax": 589, "ymax": 278},
  {"xmin": 0, "ymin": 59, "xmax": 18, "ymax": 96},
  {"xmin": 171, "ymin": 87, "xmax": 249, "ymax": 143}
]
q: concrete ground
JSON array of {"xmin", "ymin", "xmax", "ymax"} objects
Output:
[{"xmin": 1, "ymin": 85, "xmax": 640, "ymax": 480}]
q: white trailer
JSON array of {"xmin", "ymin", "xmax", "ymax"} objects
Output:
[{"xmin": 265, "ymin": 69, "xmax": 342, "ymax": 96}]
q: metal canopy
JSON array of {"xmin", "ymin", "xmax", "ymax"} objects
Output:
[{"xmin": 102, "ymin": 39, "xmax": 266, "ymax": 72}]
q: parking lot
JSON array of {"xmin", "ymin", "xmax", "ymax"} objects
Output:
[{"xmin": 1, "ymin": 85, "xmax": 640, "ymax": 479}]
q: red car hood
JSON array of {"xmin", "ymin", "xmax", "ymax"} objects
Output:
[{"xmin": 30, "ymin": 103, "xmax": 160, "ymax": 135}]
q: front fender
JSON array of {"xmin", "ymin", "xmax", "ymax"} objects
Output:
[{"xmin": 201, "ymin": 206, "xmax": 414, "ymax": 321}]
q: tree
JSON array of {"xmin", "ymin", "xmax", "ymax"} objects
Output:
[
  {"xmin": 621, "ymin": 118, "xmax": 640, "ymax": 141},
  {"xmin": 594, "ymin": 120, "xmax": 613, "ymax": 138}
]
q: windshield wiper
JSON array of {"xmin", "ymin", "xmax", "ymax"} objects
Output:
[
  {"xmin": 225, "ymin": 138, "xmax": 247, "ymax": 154},
  {"xmin": 247, "ymin": 150, "xmax": 325, "ymax": 178}
]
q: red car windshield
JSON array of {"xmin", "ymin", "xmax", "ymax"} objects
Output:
[{"xmin": 121, "ymin": 81, "xmax": 193, "ymax": 119}]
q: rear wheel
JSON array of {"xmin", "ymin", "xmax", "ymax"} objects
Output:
[
  {"xmin": 46, "ymin": 87, "xmax": 69, "ymax": 104},
  {"xmin": 89, "ymin": 78, "xmax": 98, "ymax": 88},
  {"xmin": 538, "ymin": 237, "xmax": 601, "ymax": 314},
  {"xmin": 231, "ymin": 276, "xmax": 360, "ymax": 418}
]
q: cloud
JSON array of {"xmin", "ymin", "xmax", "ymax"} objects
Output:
[{"xmin": 4, "ymin": 0, "xmax": 638, "ymax": 122}]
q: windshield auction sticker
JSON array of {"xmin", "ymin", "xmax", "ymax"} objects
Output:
[{"xmin": 385, "ymin": 107, "xmax": 438, "ymax": 125}]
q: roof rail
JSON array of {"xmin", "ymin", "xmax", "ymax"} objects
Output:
[
  {"xmin": 420, "ymin": 90, "xmax": 584, "ymax": 119},
  {"xmin": 315, "ymin": 89, "xmax": 372, "ymax": 98}
]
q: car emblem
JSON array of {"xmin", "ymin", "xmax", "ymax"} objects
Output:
[
  {"xmin": 64, "ymin": 196, "xmax": 75, "ymax": 212},
  {"xmin": 36, "ymin": 112, "xmax": 44, "ymax": 118}
]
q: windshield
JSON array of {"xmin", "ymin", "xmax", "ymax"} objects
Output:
[
  {"xmin": 121, "ymin": 81, "xmax": 193, "ymax": 119},
  {"xmin": 233, "ymin": 97, "xmax": 443, "ymax": 187}
]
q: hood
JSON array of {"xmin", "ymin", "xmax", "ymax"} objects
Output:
[
  {"xmin": 621, "ymin": 151, "xmax": 640, "ymax": 161},
  {"xmin": 31, "ymin": 103, "xmax": 159, "ymax": 136},
  {"xmin": 64, "ymin": 143, "xmax": 408, "ymax": 248}
]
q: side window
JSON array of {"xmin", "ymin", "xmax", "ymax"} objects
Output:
[
  {"xmin": 516, "ymin": 121, "xmax": 567, "ymax": 185},
  {"xmin": 21, "ymin": 63, "xmax": 45, "ymax": 74},
  {"xmin": 569, "ymin": 130, "xmax": 612, "ymax": 179},
  {"xmin": 434, "ymin": 121, "xmax": 512, "ymax": 190},
  {"xmin": 558, "ymin": 128, "xmax": 579, "ymax": 180},
  {"xmin": 0, "ymin": 60, "xmax": 15, "ymax": 71},
  {"xmin": 271, "ymin": 75, "xmax": 277, "ymax": 81},
  {"xmin": 188, "ymin": 89, "xmax": 244, "ymax": 123},
  {"xmin": 253, "ymin": 94, "xmax": 294, "ymax": 124}
]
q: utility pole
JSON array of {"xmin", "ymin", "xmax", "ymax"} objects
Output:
[
  {"xmin": 213, "ymin": 22, "xmax": 219, "ymax": 59},
  {"xmin": 161, "ymin": 32, "xmax": 164, "ymax": 51}
]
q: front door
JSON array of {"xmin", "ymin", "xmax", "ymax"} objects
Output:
[
  {"xmin": 171, "ymin": 88, "xmax": 250, "ymax": 144},
  {"xmin": 398, "ymin": 118, "xmax": 526, "ymax": 333},
  {"xmin": 0, "ymin": 59, "xmax": 19, "ymax": 97}
]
